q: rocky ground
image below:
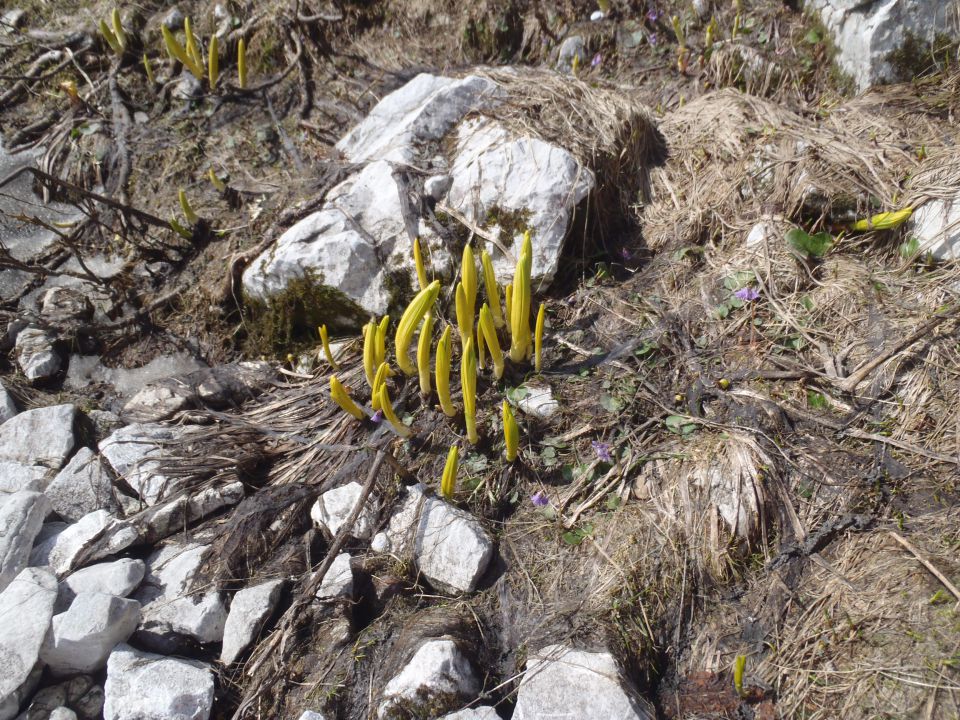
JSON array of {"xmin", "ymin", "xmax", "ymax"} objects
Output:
[{"xmin": 1, "ymin": 0, "xmax": 959, "ymax": 719}]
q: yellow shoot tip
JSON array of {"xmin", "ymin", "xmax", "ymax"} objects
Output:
[
  {"xmin": 99, "ymin": 20, "xmax": 123, "ymax": 56},
  {"xmin": 319, "ymin": 324, "xmax": 338, "ymax": 370},
  {"xmin": 479, "ymin": 303, "xmax": 504, "ymax": 379},
  {"xmin": 375, "ymin": 316, "xmax": 389, "ymax": 368},
  {"xmin": 461, "ymin": 337, "xmax": 478, "ymax": 444},
  {"xmin": 413, "ymin": 237, "xmax": 428, "ymax": 291},
  {"xmin": 362, "ymin": 321, "xmax": 377, "ymax": 389},
  {"xmin": 142, "ymin": 53, "xmax": 155, "ymax": 84},
  {"xmin": 417, "ymin": 313, "xmax": 434, "ymax": 396},
  {"xmin": 378, "ymin": 385, "xmax": 412, "ymax": 438},
  {"xmin": 208, "ymin": 168, "xmax": 226, "ymax": 192},
  {"xmin": 480, "ymin": 250, "xmax": 504, "ymax": 328},
  {"xmin": 161, "ymin": 24, "xmax": 203, "ymax": 79},
  {"xmin": 330, "ymin": 377, "xmax": 365, "ymax": 420},
  {"xmin": 395, "ymin": 280, "xmax": 441, "ymax": 375},
  {"xmin": 237, "ymin": 37, "xmax": 248, "ymax": 89},
  {"xmin": 208, "ymin": 34, "xmax": 219, "ymax": 90},
  {"xmin": 178, "ymin": 189, "xmax": 199, "ymax": 225},
  {"xmin": 435, "ymin": 325, "xmax": 456, "ymax": 417},
  {"xmin": 534, "ymin": 302, "xmax": 546, "ymax": 373},
  {"xmin": 503, "ymin": 400, "xmax": 519, "ymax": 461},
  {"xmin": 110, "ymin": 8, "xmax": 127, "ymax": 51},
  {"xmin": 440, "ymin": 445, "xmax": 458, "ymax": 499}
]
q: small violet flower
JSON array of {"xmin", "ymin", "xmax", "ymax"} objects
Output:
[
  {"xmin": 370, "ymin": 409, "xmax": 384, "ymax": 424},
  {"xmin": 591, "ymin": 53, "xmax": 602, "ymax": 68},
  {"xmin": 646, "ymin": 7, "xmax": 661, "ymax": 23},
  {"xmin": 734, "ymin": 287, "xmax": 760, "ymax": 302},
  {"xmin": 531, "ymin": 491, "xmax": 549, "ymax": 507},
  {"xmin": 648, "ymin": 32, "xmax": 658, "ymax": 46},
  {"xmin": 591, "ymin": 441, "xmax": 613, "ymax": 462}
]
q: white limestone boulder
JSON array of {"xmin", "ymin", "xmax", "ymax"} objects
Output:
[
  {"xmin": 440, "ymin": 708, "xmax": 502, "ymax": 720},
  {"xmin": 809, "ymin": 0, "xmax": 958, "ymax": 91},
  {"xmin": 335, "ymin": 73, "xmax": 501, "ymax": 164},
  {"xmin": 41, "ymin": 592, "xmax": 141, "ymax": 675},
  {"xmin": 0, "ymin": 384, "xmax": 17, "ymax": 424},
  {"xmin": 0, "ymin": 490, "xmax": 50, "ymax": 592},
  {"xmin": 104, "ymin": 644, "xmax": 214, "ymax": 720},
  {"xmin": 31, "ymin": 510, "xmax": 138, "ymax": 576},
  {"xmin": 0, "ymin": 461, "xmax": 51, "ymax": 494},
  {"xmin": 371, "ymin": 485, "xmax": 493, "ymax": 594},
  {"xmin": 99, "ymin": 423, "xmax": 184, "ymax": 506},
  {"xmin": 57, "ymin": 558, "xmax": 146, "ymax": 613},
  {"xmin": 0, "ymin": 403, "xmax": 76, "ymax": 468},
  {"xmin": 446, "ymin": 117, "xmax": 595, "ymax": 286},
  {"xmin": 377, "ymin": 638, "xmax": 480, "ymax": 719},
  {"xmin": 911, "ymin": 195, "xmax": 960, "ymax": 260},
  {"xmin": 0, "ymin": 567, "xmax": 58, "ymax": 709},
  {"xmin": 512, "ymin": 645, "xmax": 655, "ymax": 720},
  {"xmin": 220, "ymin": 578, "xmax": 285, "ymax": 665},
  {"xmin": 45, "ymin": 448, "xmax": 119, "ymax": 522},
  {"xmin": 314, "ymin": 552, "xmax": 354, "ymax": 601},
  {"xmin": 134, "ymin": 542, "xmax": 227, "ymax": 649},
  {"xmin": 310, "ymin": 481, "xmax": 378, "ymax": 539}
]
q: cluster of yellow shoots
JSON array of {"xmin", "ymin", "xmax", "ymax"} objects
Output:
[
  {"xmin": 326, "ymin": 234, "xmax": 545, "ymax": 498},
  {"xmin": 97, "ymin": 9, "xmax": 248, "ymax": 92}
]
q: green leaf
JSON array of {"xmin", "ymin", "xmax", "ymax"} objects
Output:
[
  {"xmin": 505, "ymin": 386, "xmax": 529, "ymax": 404},
  {"xmin": 605, "ymin": 494, "xmax": 622, "ymax": 511},
  {"xmin": 562, "ymin": 529, "xmax": 587, "ymax": 546},
  {"xmin": 899, "ymin": 236, "xmax": 921, "ymax": 259},
  {"xmin": 665, "ymin": 415, "xmax": 698, "ymax": 435},
  {"xmin": 804, "ymin": 28, "xmax": 822, "ymax": 44},
  {"xmin": 713, "ymin": 303, "xmax": 730, "ymax": 319},
  {"xmin": 786, "ymin": 227, "xmax": 833, "ymax": 258},
  {"xmin": 806, "ymin": 390, "xmax": 828, "ymax": 410},
  {"xmin": 722, "ymin": 271, "xmax": 755, "ymax": 291},
  {"xmin": 599, "ymin": 394, "xmax": 622, "ymax": 413},
  {"xmin": 634, "ymin": 341, "xmax": 657, "ymax": 358}
]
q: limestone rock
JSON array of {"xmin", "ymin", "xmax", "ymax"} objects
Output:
[
  {"xmin": 0, "ymin": 663, "xmax": 41, "ymax": 720},
  {"xmin": 371, "ymin": 485, "xmax": 493, "ymax": 594},
  {"xmin": 0, "ymin": 568, "xmax": 58, "ymax": 707},
  {"xmin": 49, "ymin": 708, "xmax": 78, "ymax": 720},
  {"xmin": 310, "ymin": 481, "xmax": 377, "ymax": 539},
  {"xmin": 440, "ymin": 708, "xmax": 502, "ymax": 720},
  {"xmin": 15, "ymin": 327, "xmax": 61, "ymax": 381},
  {"xmin": 104, "ymin": 644, "xmax": 214, "ymax": 720},
  {"xmin": 0, "ymin": 404, "xmax": 76, "ymax": 468},
  {"xmin": 911, "ymin": 195, "xmax": 960, "ymax": 260},
  {"xmin": 41, "ymin": 286, "xmax": 94, "ymax": 323},
  {"xmin": 121, "ymin": 385, "xmax": 190, "ymax": 423},
  {"xmin": 41, "ymin": 592, "xmax": 141, "ymax": 675},
  {"xmin": 57, "ymin": 558, "xmax": 146, "ymax": 613},
  {"xmin": 315, "ymin": 552, "xmax": 353, "ymax": 600},
  {"xmin": 134, "ymin": 542, "xmax": 227, "ymax": 649},
  {"xmin": 0, "ymin": 461, "xmax": 51, "ymax": 494},
  {"xmin": 556, "ymin": 35, "xmax": 586, "ymax": 74},
  {"xmin": 296, "ymin": 713, "xmax": 328, "ymax": 720},
  {"xmin": 378, "ymin": 639, "xmax": 480, "ymax": 718},
  {"xmin": 132, "ymin": 481, "xmax": 244, "ymax": 545},
  {"xmin": 31, "ymin": 510, "xmax": 138, "ymax": 576},
  {"xmin": 810, "ymin": 0, "xmax": 958, "ymax": 90},
  {"xmin": 45, "ymin": 448, "xmax": 120, "ymax": 522},
  {"xmin": 0, "ymin": 384, "xmax": 16, "ymax": 424},
  {"xmin": 424, "ymin": 174, "xmax": 453, "ymax": 201},
  {"xmin": 336, "ymin": 73, "xmax": 501, "ymax": 164},
  {"xmin": 220, "ymin": 578, "xmax": 285, "ymax": 665},
  {"xmin": 446, "ymin": 118, "xmax": 594, "ymax": 286},
  {"xmin": 512, "ymin": 645, "xmax": 655, "ymax": 720},
  {"xmin": 99, "ymin": 423, "xmax": 184, "ymax": 505},
  {"xmin": 0, "ymin": 491, "xmax": 51, "ymax": 593},
  {"xmin": 516, "ymin": 385, "xmax": 559, "ymax": 420}
]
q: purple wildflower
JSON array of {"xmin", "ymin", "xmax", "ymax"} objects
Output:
[
  {"xmin": 531, "ymin": 491, "xmax": 549, "ymax": 507},
  {"xmin": 734, "ymin": 287, "xmax": 760, "ymax": 302},
  {"xmin": 370, "ymin": 409, "xmax": 384, "ymax": 424},
  {"xmin": 591, "ymin": 441, "xmax": 613, "ymax": 462},
  {"xmin": 648, "ymin": 32, "xmax": 658, "ymax": 46},
  {"xmin": 591, "ymin": 53, "xmax": 602, "ymax": 68},
  {"xmin": 646, "ymin": 6, "xmax": 661, "ymax": 23}
]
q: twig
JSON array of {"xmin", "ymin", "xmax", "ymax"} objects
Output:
[
  {"xmin": 837, "ymin": 303, "xmax": 958, "ymax": 393},
  {"xmin": 435, "ymin": 201, "xmax": 517, "ymax": 263},
  {"xmin": 889, "ymin": 531, "xmax": 960, "ymax": 603}
]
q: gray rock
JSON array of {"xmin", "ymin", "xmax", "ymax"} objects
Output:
[
  {"xmin": 31, "ymin": 510, "xmax": 138, "ymax": 576},
  {"xmin": 23, "ymin": 675, "xmax": 106, "ymax": 720},
  {"xmin": 446, "ymin": 118, "xmax": 594, "ymax": 286},
  {"xmin": 45, "ymin": 448, "xmax": 119, "ymax": 522},
  {"xmin": 49, "ymin": 708, "xmax": 78, "ymax": 720},
  {"xmin": 41, "ymin": 592, "xmax": 141, "ymax": 675},
  {"xmin": 0, "ymin": 384, "xmax": 16, "ymax": 424},
  {"xmin": 296, "ymin": 713, "xmax": 328, "ymax": 720},
  {"xmin": 104, "ymin": 644, "xmax": 214, "ymax": 720},
  {"xmin": 134, "ymin": 542, "xmax": 227, "ymax": 649},
  {"xmin": 516, "ymin": 385, "xmax": 559, "ymax": 420},
  {"xmin": 242, "ymin": 160, "xmax": 446, "ymax": 318},
  {"xmin": 440, "ymin": 708, "xmax": 502, "ymax": 720},
  {"xmin": 41, "ymin": 287, "xmax": 94, "ymax": 323},
  {"xmin": 336, "ymin": 73, "xmax": 501, "ymax": 164},
  {"xmin": 121, "ymin": 385, "xmax": 190, "ymax": 423},
  {"xmin": 162, "ymin": 7, "xmax": 185, "ymax": 30},
  {"xmin": 0, "ymin": 662, "xmax": 41, "ymax": 720},
  {"xmin": 513, "ymin": 645, "xmax": 655, "ymax": 720},
  {"xmin": 371, "ymin": 485, "xmax": 493, "ymax": 594},
  {"xmin": 0, "ymin": 567, "xmax": 58, "ymax": 707},
  {"xmin": 57, "ymin": 558, "xmax": 146, "ymax": 613},
  {"xmin": 133, "ymin": 481, "xmax": 244, "ymax": 545},
  {"xmin": 424, "ymin": 174, "xmax": 453, "ymax": 201},
  {"xmin": 15, "ymin": 327, "xmax": 61, "ymax": 381},
  {"xmin": 310, "ymin": 481, "xmax": 377, "ymax": 539},
  {"xmin": 220, "ymin": 578, "xmax": 285, "ymax": 665},
  {"xmin": 911, "ymin": 196, "xmax": 960, "ymax": 260},
  {"xmin": 810, "ymin": 0, "xmax": 958, "ymax": 90},
  {"xmin": 556, "ymin": 35, "xmax": 586, "ymax": 73},
  {"xmin": 0, "ymin": 404, "xmax": 76, "ymax": 468},
  {"xmin": 173, "ymin": 72, "xmax": 202, "ymax": 101},
  {"xmin": 0, "ymin": 491, "xmax": 51, "ymax": 593},
  {"xmin": 378, "ymin": 639, "xmax": 480, "ymax": 718},
  {"xmin": 0, "ymin": 461, "xmax": 50, "ymax": 494},
  {"xmin": 315, "ymin": 552, "xmax": 353, "ymax": 600},
  {"xmin": 99, "ymin": 423, "xmax": 184, "ymax": 506}
]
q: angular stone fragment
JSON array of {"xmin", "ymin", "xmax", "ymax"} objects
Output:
[
  {"xmin": 104, "ymin": 644, "xmax": 214, "ymax": 720},
  {"xmin": 0, "ymin": 404, "xmax": 76, "ymax": 468},
  {"xmin": 220, "ymin": 578, "xmax": 285, "ymax": 665},
  {"xmin": 310, "ymin": 481, "xmax": 377, "ymax": 539},
  {"xmin": 41, "ymin": 592, "xmax": 141, "ymax": 675},
  {"xmin": 378, "ymin": 639, "xmax": 480, "ymax": 718},
  {"xmin": 57, "ymin": 558, "xmax": 146, "ymax": 613},
  {"xmin": 99, "ymin": 424, "xmax": 183, "ymax": 505},
  {"xmin": 0, "ymin": 567, "xmax": 58, "ymax": 708},
  {"xmin": 45, "ymin": 448, "xmax": 120, "ymax": 522},
  {"xmin": 0, "ymin": 490, "xmax": 50, "ymax": 592}
]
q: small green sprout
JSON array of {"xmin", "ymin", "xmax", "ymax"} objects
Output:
[
  {"xmin": 503, "ymin": 400, "xmax": 519, "ymax": 461},
  {"xmin": 208, "ymin": 34, "xmax": 219, "ymax": 89},
  {"xmin": 479, "ymin": 303, "xmax": 504, "ymax": 379},
  {"xmin": 534, "ymin": 302, "xmax": 545, "ymax": 373},
  {"xmin": 413, "ymin": 236, "xmax": 429, "ymax": 291},
  {"xmin": 162, "ymin": 25, "xmax": 203, "ymax": 80},
  {"xmin": 509, "ymin": 232, "xmax": 533, "ymax": 362},
  {"xmin": 441, "ymin": 445, "xmax": 458, "ymax": 499},
  {"xmin": 378, "ymin": 384, "xmax": 412, "ymax": 438},
  {"xmin": 143, "ymin": 53, "xmax": 155, "ymax": 83},
  {"xmin": 237, "ymin": 38, "xmax": 248, "ymax": 89},
  {"xmin": 362, "ymin": 321, "xmax": 377, "ymax": 389},
  {"xmin": 436, "ymin": 326, "xmax": 456, "ymax": 417},
  {"xmin": 178, "ymin": 189, "xmax": 199, "ymax": 225},
  {"xmin": 733, "ymin": 654, "xmax": 747, "ymax": 697},
  {"xmin": 417, "ymin": 313, "xmax": 434, "ymax": 395},
  {"xmin": 461, "ymin": 337, "xmax": 478, "ymax": 444},
  {"xmin": 208, "ymin": 168, "xmax": 226, "ymax": 192},
  {"xmin": 395, "ymin": 280, "xmax": 440, "ymax": 375},
  {"xmin": 318, "ymin": 324, "xmax": 338, "ymax": 369},
  {"xmin": 330, "ymin": 377, "xmax": 364, "ymax": 420}
]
